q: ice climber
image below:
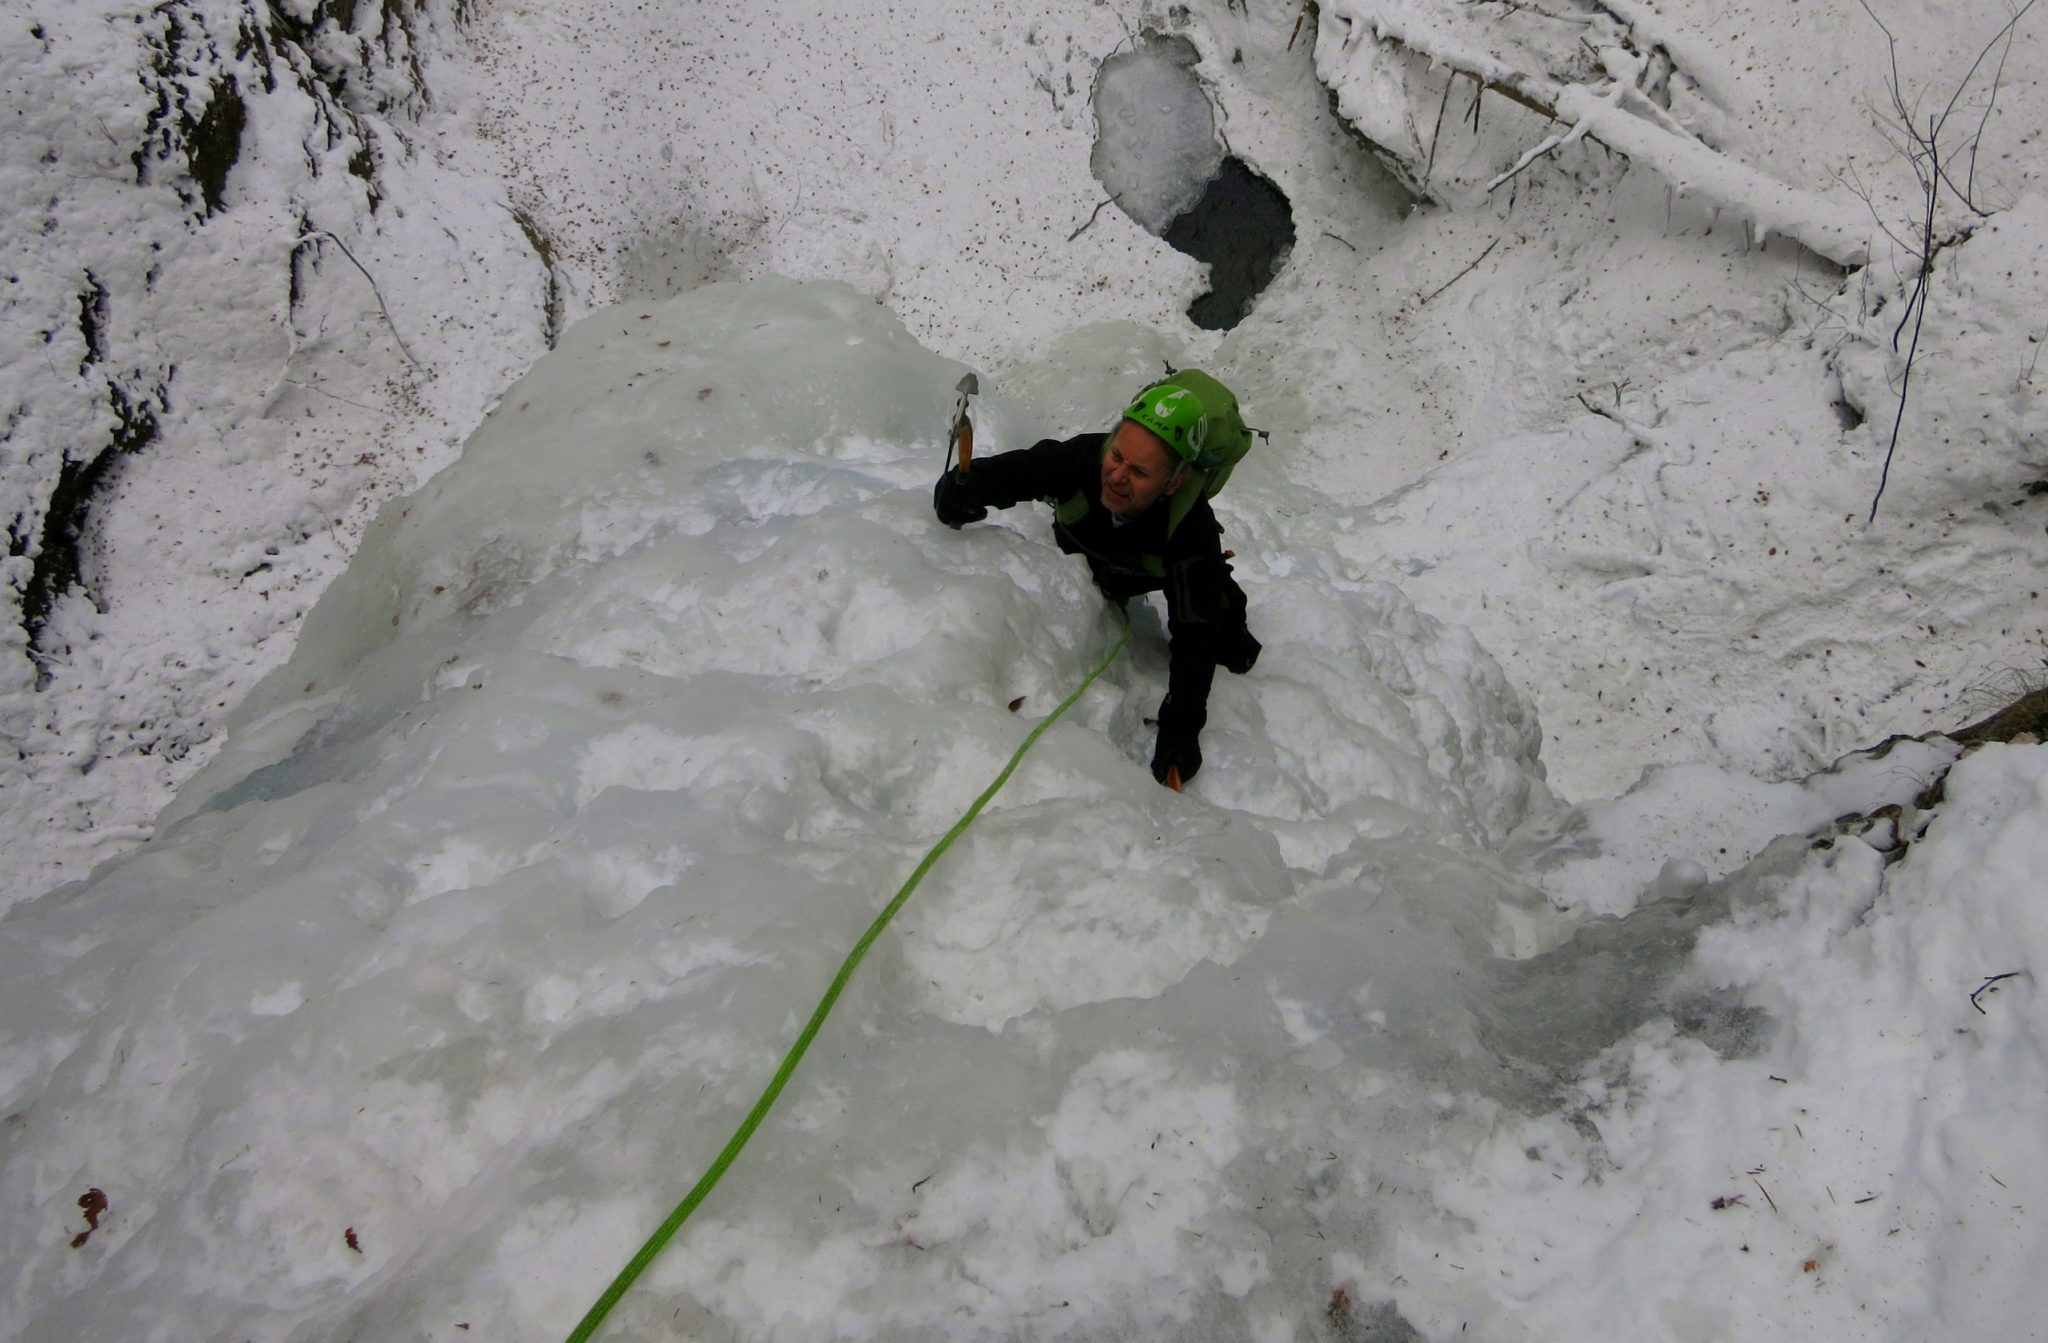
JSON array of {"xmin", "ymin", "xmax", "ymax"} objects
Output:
[{"xmin": 932, "ymin": 371, "xmax": 1261, "ymax": 787}]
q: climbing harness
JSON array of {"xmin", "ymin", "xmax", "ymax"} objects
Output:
[{"xmin": 562, "ymin": 609, "xmax": 1131, "ymax": 1343}]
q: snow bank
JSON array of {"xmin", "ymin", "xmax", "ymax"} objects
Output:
[
  {"xmin": 0, "ymin": 0, "xmax": 549, "ymax": 899},
  {"xmin": 1407, "ymin": 740, "xmax": 2048, "ymax": 1342},
  {"xmin": 1274, "ymin": 3, "xmax": 2048, "ymax": 798}
]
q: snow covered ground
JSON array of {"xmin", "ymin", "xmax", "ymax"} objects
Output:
[
  {"xmin": 1, "ymin": 0, "xmax": 551, "ymax": 897},
  {"xmin": 2, "ymin": 1, "xmax": 2045, "ymax": 1340}
]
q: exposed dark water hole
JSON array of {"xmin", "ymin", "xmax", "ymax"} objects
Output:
[{"xmin": 1162, "ymin": 156, "xmax": 1296, "ymax": 331}]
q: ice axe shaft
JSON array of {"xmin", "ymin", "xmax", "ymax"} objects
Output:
[
  {"xmin": 954, "ymin": 411, "xmax": 974, "ymax": 472},
  {"xmin": 944, "ymin": 372, "xmax": 978, "ymax": 475}
]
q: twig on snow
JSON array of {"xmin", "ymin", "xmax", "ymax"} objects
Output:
[
  {"xmin": 1067, "ymin": 194, "xmax": 1124, "ymax": 243},
  {"xmin": 1417, "ymin": 237, "xmax": 1500, "ymax": 306},
  {"xmin": 283, "ymin": 378, "xmax": 382, "ymax": 414},
  {"xmin": 1423, "ymin": 74, "xmax": 1457, "ymax": 191},
  {"xmin": 292, "ymin": 230, "xmax": 424, "ymax": 369},
  {"xmin": 1970, "ymin": 971, "xmax": 2025, "ymax": 1014},
  {"xmin": 1575, "ymin": 387, "xmax": 1662, "ymax": 456}
]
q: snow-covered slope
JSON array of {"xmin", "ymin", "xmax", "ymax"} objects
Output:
[
  {"xmin": 3, "ymin": 0, "xmax": 2046, "ymax": 1339},
  {"xmin": 7, "ymin": 278, "xmax": 2038, "ymax": 1342},
  {"xmin": 1, "ymin": 0, "xmax": 548, "ymax": 899},
  {"xmin": 1273, "ymin": 0, "xmax": 2048, "ymax": 795}
]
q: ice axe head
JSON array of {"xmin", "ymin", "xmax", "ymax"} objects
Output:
[{"xmin": 950, "ymin": 372, "xmax": 979, "ymax": 473}]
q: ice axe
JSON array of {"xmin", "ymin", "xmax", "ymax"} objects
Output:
[{"xmin": 942, "ymin": 372, "xmax": 977, "ymax": 476}]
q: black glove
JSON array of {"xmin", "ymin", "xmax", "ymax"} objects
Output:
[
  {"xmin": 933, "ymin": 469, "xmax": 987, "ymax": 529},
  {"xmin": 1211, "ymin": 559, "xmax": 1260, "ymax": 674},
  {"xmin": 1217, "ymin": 623, "xmax": 1261, "ymax": 676},
  {"xmin": 1150, "ymin": 706, "xmax": 1204, "ymax": 787}
]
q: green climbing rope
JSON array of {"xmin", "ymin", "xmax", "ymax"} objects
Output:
[{"xmin": 563, "ymin": 612, "xmax": 1131, "ymax": 1343}]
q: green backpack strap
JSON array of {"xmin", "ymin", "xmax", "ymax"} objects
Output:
[
  {"xmin": 1137, "ymin": 368, "xmax": 1252, "ymax": 540},
  {"xmin": 1164, "ymin": 465, "xmax": 1211, "ymax": 540}
]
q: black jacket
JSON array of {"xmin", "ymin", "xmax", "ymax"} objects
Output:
[{"xmin": 947, "ymin": 432, "xmax": 1232, "ymax": 737}]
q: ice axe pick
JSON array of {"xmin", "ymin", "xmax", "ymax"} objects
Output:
[{"xmin": 944, "ymin": 372, "xmax": 978, "ymax": 475}]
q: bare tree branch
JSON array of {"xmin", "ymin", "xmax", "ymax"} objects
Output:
[
  {"xmin": 1869, "ymin": 125, "xmax": 1936, "ymax": 524},
  {"xmin": 292, "ymin": 230, "xmax": 425, "ymax": 370},
  {"xmin": 1423, "ymin": 73, "xmax": 1457, "ymax": 190},
  {"xmin": 1067, "ymin": 194, "xmax": 1124, "ymax": 243},
  {"xmin": 1417, "ymin": 238, "xmax": 1501, "ymax": 306},
  {"xmin": 1860, "ymin": 0, "xmax": 2036, "ymax": 521},
  {"xmin": 1961, "ymin": 0, "xmax": 2036, "ymax": 210}
]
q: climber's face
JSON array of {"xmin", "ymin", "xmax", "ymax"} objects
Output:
[{"xmin": 1100, "ymin": 419, "xmax": 1183, "ymax": 517}]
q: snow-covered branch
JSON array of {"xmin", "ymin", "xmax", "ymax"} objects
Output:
[
  {"xmin": 1317, "ymin": 0, "xmax": 1875, "ymax": 267},
  {"xmin": 1543, "ymin": 82, "xmax": 1872, "ymax": 266}
]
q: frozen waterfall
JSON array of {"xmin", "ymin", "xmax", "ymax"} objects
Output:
[{"xmin": 3, "ymin": 281, "xmax": 2041, "ymax": 1343}]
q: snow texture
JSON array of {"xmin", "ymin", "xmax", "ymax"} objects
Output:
[
  {"xmin": 4, "ymin": 0, "xmax": 2048, "ymax": 1340},
  {"xmin": 1, "ymin": 0, "xmax": 547, "ymax": 898}
]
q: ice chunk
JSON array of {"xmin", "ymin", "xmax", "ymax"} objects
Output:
[{"xmin": 1090, "ymin": 38, "xmax": 1224, "ymax": 234}]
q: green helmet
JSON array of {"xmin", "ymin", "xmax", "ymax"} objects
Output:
[
  {"xmin": 1121, "ymin": 378, "xmax": 1217, "ymax": 468},
  {"xmin": 1118, "ymin": 369, "xmax": 1257, "ymax": 539}
]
